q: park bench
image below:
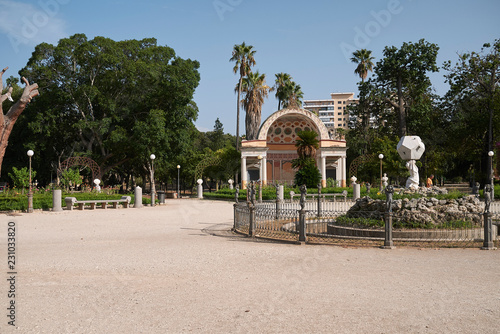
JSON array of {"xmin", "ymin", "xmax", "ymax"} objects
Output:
[{"xmin": 64, "ymin": 196, "xmax": 132, "ymax": 210}]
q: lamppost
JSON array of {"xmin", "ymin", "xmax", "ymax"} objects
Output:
[
  {"xmin": 27, "ymin": 150, "xmax": 34, "ymax": 213},
  {"xmin": 378, "ymin": 154, "xmax": 384, "ymax": 190},
  {"xmin": 488, "ymin": 151, "xmax": 494, "ymax": 201},
  {"xmin": 177, "ymin": 165, "xmax": 180, "ymax": 198},
  {"xmin": 257, "ymin": 155, "xmax": 263, "ymax": 203},
  {"xmin": 150, "ymin": 154, "xmax": 156, "ymax": 207}
]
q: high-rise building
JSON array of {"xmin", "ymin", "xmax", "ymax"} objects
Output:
[{"xmin": 303, "ymin": 92, "xmax": 358, "ymax": 131}]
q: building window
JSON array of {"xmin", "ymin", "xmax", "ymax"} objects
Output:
[
  {"xmin": 338, "ymin": 112, "xmax": 342, "ymax": 115},
  {"xmin": 343, "ymin": 101, "xmax": 346, "ymax": 104},
  {"xmin": 338, "ymin": 118, "xmax": 342, "ymax": 121},
  {"xmin": 338, "ymin": 107, "xmax": 342, "ymax": 110}
]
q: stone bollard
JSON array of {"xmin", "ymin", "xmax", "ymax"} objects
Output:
[
  {"xmin": 353, "ymin": 183, "xmax": 361, "ymax": 200},
  {"xmin": 299, "ymin": 209, "xmax": 307, "ymax": 243},
  {"xmin": 134, "ymin": 186, "xmax": 143, "ymax": 208},
  {"xmin": 197, "ymin": 179, "xmax": 203, "ymax": 199},
  {"xmin": 52, "ymin": 189, "xmax": 62, "ymax": 212}
]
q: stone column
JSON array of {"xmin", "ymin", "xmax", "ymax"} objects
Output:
[
  {"xmin": 341, "ymin": 156, "xmax": 347, "ymax": 187},
  {"xmin": 262, "ymin": 157, "xmax": 267, "ymax": 185},
  {"xmin": 241, "ymin": 156, "xmax": 247, "ymax": 189},
  {"xmin": 134, "ymin": 186, "xmax": 143, "ymax": 208},
  {"xmin": 336, "ymin": 158, "xmax": 342, "ymax": 187},
  {"xmin": 321, "ymin": 156, "xmax": 327, "ymax": 188},
  {"xmin": 52, "ymin": 189, "xmax": 62, "ymax": 212}
]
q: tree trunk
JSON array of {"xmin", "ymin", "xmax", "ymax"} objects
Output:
[
  {"xmin": 245, "ymin": 106, "xmax": 261, "ymax": 140},
  {"xmin": 0, "ymin": 68, "xmax": 39, "ymax": 176}
]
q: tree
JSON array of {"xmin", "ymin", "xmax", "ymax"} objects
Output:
[
  {"xmin": 273, "ymin": 73, "xmax": 303, "ymax": 109},
  {"xmin": 295, "ymin": 130, "xmax": 319, "ymax": 159},
  {"xmin": 273, "ymin": 72, "xmax": 292, "ymax": 110},
  {"xmin": 240, "ymin": 71, "xmax": 271, "ymax": 140},
  {"xmin": 292, "ymin": 130, "xmax": 321, "ymax": 187},
  {"xmin": 8, "ymin": 166, "xmax": 37, "ymax": 193},
  {"xmin": 351, "ymin": 49, "xmax": 374, "ymax": 82},
  {"xmin": 208, "ymin": 118, "xmax": 225, "ymax": 151},
  {"xmin": 230, "ymin": 42, "xmax": 256, "ymax": 150},
  {"xmin": 373, "ymin": 39, "xmax": 439, "ymax": 137},
  {"xmin": 15, "ymin": 34, "xmax": 200, "ymax": 185},
  {"xmin": 281, "ymin": 81, "xmax": 304, "ymax": 109},
  {"xmin": 442, "ymin": 40, "xmax": 500, "ymax": 182},
  {"xmin": 0, "ymin": 67, "xmax": 39, "ymax": 176}
]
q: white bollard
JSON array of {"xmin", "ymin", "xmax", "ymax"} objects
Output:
[
  {"xmin": 353, "ymin": 184, "xmax": 361, "ymax": 200},
  {"xmin": 197, "ymin": 179, "xmax": 203, "ymax": 199},
  {"xmin": 134, "ymin": 186, "xmax": 143, "ymax": 208},
  {"xmin": 52, "ymin": 189, "xmax": 62, "ymax": 212}
]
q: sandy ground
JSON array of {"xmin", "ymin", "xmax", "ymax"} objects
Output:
[{"xmin": 0, "ymin": 199, "xmax": 499, "ymax": 334}]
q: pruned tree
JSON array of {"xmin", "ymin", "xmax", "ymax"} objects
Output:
[{"xmin": 0, "ymin": 67, "xmax": 39, "ymax": 176}]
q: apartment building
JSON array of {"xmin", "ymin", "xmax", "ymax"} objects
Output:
[{"xmin": 303, "ymin": 92, "xmax": 358, "ymax": 131}]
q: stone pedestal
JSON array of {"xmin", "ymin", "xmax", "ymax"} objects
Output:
[
  {"xmin": 353, "ymin": 184, "xmax": 361, "ymax": 200},
  {"xmin": 52, "ymin": 189, "xmax": 62, "ymax": 212},
  {"xmin": 134, "ymin": 186, "xmax": 143, "ymax": 208},
  {"xmin": 198, "ymin": 185, "xmax": 203, "ymax": 199},
  {"xmin": 278, "ymin": 185, "xmax": 284, "ymax": 201}
]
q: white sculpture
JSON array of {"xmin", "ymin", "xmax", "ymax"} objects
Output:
[
  {"xmin": 405, "ymin": 160, "xmax": 419, "ymax": 190},
  {"xmin": 397, "ymin": 136, "xmax": 425, "ymax": 190},
  {"xmin": 94, "ymin": 179, "xmax": 101, "ymax": 193}
]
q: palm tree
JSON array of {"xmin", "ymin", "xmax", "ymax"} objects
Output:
[
  {"xmin": 273, "ymin": 72, "xmax": 291, "ymax": 110},
  {"xmin": 230, "ymin": 42, "xmax": 256, "ymax": 151},
  {"xmin": 292, "ymin": 130, "xmax": 321, "ymax": 187},
  {"xmin": 295, "ymin": 130, "xmax": 319, "ymax": 159},
  {"xmin": 240, "ymin": 71, "xmax": 271, "ymax": 140},
  {"xmin": 351, "ymin": 49, "xmax": 374, "ymax": 82},
  {"xmin": 281, "ymin": 81, "xmax": 304, "ymax": 109}
]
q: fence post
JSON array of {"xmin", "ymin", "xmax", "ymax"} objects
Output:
[
  {"xmin": 382, "ymin": 185, "xmax": 395, "ymax": 249},
  {"xmin": 249, "ymin": 203, "xmax": 256, "ymax": 237},
  {"xmin": 382, "ymin": 212, "xmax": 395, "ymax": 249},
  {"xmin": 482, "ymin": 212, "xmax": 497, "ymax": 250},
  {"xmin": 275, "ymin": 198, "xmax": 282, "ymax": 220},
  {"xmin": 317, "ymin": 183, "xmax": 322, "ymax": 218},
  {"xmin": 233, "ymin": 203, "xmax": 237, "ymax": 231},
  {"xmin": 299, "ymin": 209, "xmax": 307, "ymax": 243}
]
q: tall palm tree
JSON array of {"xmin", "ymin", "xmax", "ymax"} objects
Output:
[
  {"xmin": 230, "ymin": 42, "xmax": 256, "ymax": 150},
  {"xmin": 240, "ymin": 71, "xmax": 271, "ymax": 140},
  {"xmin": 281, "ymin": 81, "xmax": 304, "ymax": 109},
  {"xmin": 295, "ymin": 130, "xmax": 320, "ymax": 159},
  {"xmin": 351, "ymin": 49, "xmax": 374, "ymax": 82},
  {"xmin": 273, "ymin": 72, "xmax": 292, "ymax": 110}
]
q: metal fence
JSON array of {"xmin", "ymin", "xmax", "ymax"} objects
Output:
[{"xmin": 233, "ymin": 200, "xmax": 499, "ymax": 249}]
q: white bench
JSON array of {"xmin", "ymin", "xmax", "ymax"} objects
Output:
[{"xmin": 64, "ymin": 196, "xmax": 132, "ymax": 210}]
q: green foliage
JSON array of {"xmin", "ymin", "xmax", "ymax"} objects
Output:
[
  {"xmin": 336, "ymin": 215, "xmax": 384, "ymax": 228},
  {"xmin": 60, "ymin": 168, "xmax": 81, "ymax": 189},
  {"xmin": 8, "ymin": 167, "xmax": 36, "ymax": 190},
  {"xmin": 293, "ymin": 158, "xmax": 321, "ymax": 188},
  {"xmin": 7, "ymin": 33, "xmax": 200, "ymax": 186}
]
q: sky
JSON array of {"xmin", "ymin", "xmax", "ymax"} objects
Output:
[{"xmin": 1, "ymin": 0, "xmax": 499, "ymax": 134}]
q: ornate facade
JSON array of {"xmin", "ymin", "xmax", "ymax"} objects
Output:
[{"xmin": 240, "ymin": 108, "xmax": 347, "ymax": 189}]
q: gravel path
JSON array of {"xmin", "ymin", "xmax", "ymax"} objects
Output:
[{"xmin": 1, "ymin": 199, "xmax": 499, "ymax": 333}]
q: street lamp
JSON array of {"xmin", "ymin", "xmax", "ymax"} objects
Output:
[
  {"xmin": 488, "ymin": 151, "xmax": 494, "ymax": 201},
  {"xmin": 150, "ymin": 154, "xmax": 156, "ymax": 207},
  {"xmin": 177, "ymin": 165, "xmax": 180, "ymax": 199},
  {"xmin": 257, "ymin": 155, "xmax": 263, "ymax": 203},
  {"xmin": 27, "ymin": 150, "xmax": 34, "ymax": 213},
  {"xmin": 378, "ymin": 154, "xmax": 384, "ymax": 190}
]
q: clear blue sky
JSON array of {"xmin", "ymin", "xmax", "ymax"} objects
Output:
[{"xmin": 1, "ymin": 0, "xmax": 499, "ymax": 133}]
